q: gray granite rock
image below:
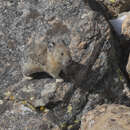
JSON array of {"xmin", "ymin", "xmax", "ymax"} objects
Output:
[
  {"xmin": 80, "ymin": 104, "xmax": 130, "ymax": 130},
  {"xmin": 95, "ymin": 0, "xmax": 130, "ymax": 18}
]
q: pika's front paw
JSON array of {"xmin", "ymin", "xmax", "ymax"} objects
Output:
[
  {"xmin": 56, "ymin": 78, "xmax": 64, "ymax": 83},
  {"xmin": 23, "ymin": 74, "xmax": 33, "ymax": 80}
]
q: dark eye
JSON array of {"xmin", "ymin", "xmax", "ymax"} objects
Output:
[
  {"xmin": 49, "ymin": 42, "xmax": 55, "ymax": 48},
  {"xmin": 61, "ymin": 52, "xmax": 64, "ymax": 56}
]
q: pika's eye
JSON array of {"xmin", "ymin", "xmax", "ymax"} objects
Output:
[
  {"xmin": 61, "ymin": 52, "xmax": 64, "ymax": 56},
  {"xmin": 48, "ymin": 42, "xmax": 55, "ymax": 48}
]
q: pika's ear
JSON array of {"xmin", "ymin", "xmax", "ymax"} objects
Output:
[{"xmin": 48, "ymin": 42, "xmax": 56, "ymax": 52}]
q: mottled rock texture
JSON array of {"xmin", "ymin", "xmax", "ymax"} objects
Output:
[
  {"xmin": 0, "ymin": 0, "xmax": 130, "ymax": 130},
  {"xmin": 80, "ymin": 104, "xmax": 130, "ymax": 130},
  {"xmin": 109, "ymin": 12, "xmax": 130, "ymax": 75},
  {"xmin": 126, "ymin": 54, "xmax": 130, "ymax": 78},
  {"xmin": 122, "ymin": 14, "xmax": 130, "ymax": 40},
  {"xmin": 95, "ymin": 0, "xmax": 130, "ymax": 18}
]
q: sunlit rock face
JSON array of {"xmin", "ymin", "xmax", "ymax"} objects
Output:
[
  {"xmin": 80, "ymin": 104, "xmax": 130, "ymax": 130},
  {"xmin": 126, "ymin": 54, "xmax": 130, "ymax": 77},
  {"xmin": 121, "ymin": 14, "xmax": 130, "ymax": 40}
]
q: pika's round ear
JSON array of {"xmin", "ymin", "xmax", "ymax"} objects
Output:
[{"xmin": 48, "ymin": 42, "xmax": 56, "ymax": 51}]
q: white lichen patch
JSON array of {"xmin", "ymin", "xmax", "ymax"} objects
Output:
[
  {"xmin": 22, "ymin": 84, "xmax": 35, "ymax": 92},
  {"xmin": 0, "ymin": 100, "xmax": 3, "ymax": 104}
]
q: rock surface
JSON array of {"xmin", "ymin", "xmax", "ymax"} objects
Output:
[
  {"xmin": 80, "ymin": 104, "xmax": 130, "ymax": 130},
  {"xmin": 95, "ymin": 0, "xmax": 130, "ymax": 18},
  {"xmin": 0, "ymin": 0, "xmax": 130, "ymax": 130},
  {"xmin": 122, "ymin": 13, "xmax": 130, "ymax": 40},
  {"xmin": 126, "ymin": 54, "xmax": 130, "ymax": 78},
  {"xmin": 109, "ymin": 12, "xmax": 130, "ymax": 77},
  {"xmin": 109, "ymin": 12, "xmax": 130, "ymax": 73}
]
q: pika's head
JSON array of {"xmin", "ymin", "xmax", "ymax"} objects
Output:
[{"xmin": 48, "ymin": 41, "xmax": 72, "ymax": 67}]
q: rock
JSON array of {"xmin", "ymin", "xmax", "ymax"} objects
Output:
[
  {"xmin": 94, "ymin": 0, "xmax": 130, "ymax": 18},
  {"xmin": 126, "ymin": 54, "xmax": 130, "ymax": 77},
  {"xmin": 109, "ymin": 11, "xmax": 130, "ymax": 74},
  {"xmin": 0, "ymin": 101, "xmax": 60, "ymax": 130},
  {"xmin": 122, "ymin": 13, "xmax": 130, "ymax": 40},
  {"xmin": 109, "ymin": 11, "xmax": 130, "ymax": 38},
  {"xmin": 80, "ymin": 104, "xmax": 130, "ymax": 130},
  {"xmin": 109, "ymin": 15, "xmax": 127, "ymax": 36},
  {"xmin": 0, "ymin": 0, "xmax": 130, "ymax": 129}
]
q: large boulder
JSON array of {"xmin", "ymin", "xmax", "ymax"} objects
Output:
[
  {"xmin": 80, "ymin": 104, "xmax": 130, "ymax": 130},
  {"xmin": 94, "ymin": 0, "xmax": 130, "ymax": 18},
  {"xmin": 121, "ymin": 13, "xmax": 130, "ymax": 40},
  {"xmin": 0, "ymin": 0, "xmax": 130, "ymax": 129}
]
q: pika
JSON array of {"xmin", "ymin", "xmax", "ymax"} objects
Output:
[{"xmin": 21, "ymin": 35, "xmax": 72, "ymax": 80}]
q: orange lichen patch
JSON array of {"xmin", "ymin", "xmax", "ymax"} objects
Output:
[
  {"xmin": 40, "ymin": 106, "xmax": 45, "ymax": 111},
  {"xmin": 9, "ymin": 95, "xmax": 15, "ymax": 101}
]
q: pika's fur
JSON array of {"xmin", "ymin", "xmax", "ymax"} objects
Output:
[{"xmin": 21, "ymin": 34, "xmax": 72, "ymax": 79}]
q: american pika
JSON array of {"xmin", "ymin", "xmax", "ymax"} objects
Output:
[{"xmin": 21, "ymin": 35, "xmax": 72, "ymax": 80}]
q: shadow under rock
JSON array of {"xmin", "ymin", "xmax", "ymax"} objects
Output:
[
  {"xmin": 60, "ymin": 61, "xmax": 91, "ymax": 90},
  {"xmin": 29, "ymin": 72, "xmax": 53, "ymax": 79},
  {"xmin": 84, "ymin": 0, "xmax": 112, "ymax": 19}
]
